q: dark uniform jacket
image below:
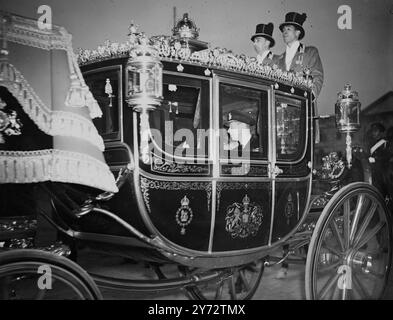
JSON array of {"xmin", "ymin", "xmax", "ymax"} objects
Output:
[{"xmin": 276, "ymin": 43, "xmax": 324, "ymax": 99}]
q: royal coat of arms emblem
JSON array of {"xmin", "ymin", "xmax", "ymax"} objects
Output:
[
  {"xmin": 225, "ymin": 195, "xmax": 263, "ymax": 238},
  {"xmin": 175, "ymin": 195, "xmax": 193, "ymax": 235}
]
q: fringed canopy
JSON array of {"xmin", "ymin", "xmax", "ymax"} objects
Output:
[{"xmin": 0, "ymin": 12, "xmax": 117, "ymax": 193}]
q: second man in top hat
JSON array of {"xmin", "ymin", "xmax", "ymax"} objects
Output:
[
  {"xmin": 276, "ymin": 12, "xmax": 324, "ymax": 100},
  {"xmin": 251, "ymin": 22, "xmax": 277, "ymax": 67}
]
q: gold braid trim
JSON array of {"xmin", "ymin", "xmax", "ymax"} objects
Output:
[
  {"xmin": 0, "ymin": 149, "xmax": 118, "ymax": 193},
  {"xmin": 0, "ymin": 62, "xmax": 105, "ymax": 151}
]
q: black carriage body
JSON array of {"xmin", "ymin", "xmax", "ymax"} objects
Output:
[{"xmin": 80, "ymin": 56, "xmax": 314, "ymax": 266}]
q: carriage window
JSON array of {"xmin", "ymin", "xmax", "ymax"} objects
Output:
[
  {"xmin": 219, "ymin": 83, "xmax": 268, "ymax": 160},
  {"xmin": 275, "ymin": 95, "xmax": 306, "ymax": 161},
  {"xmin": 149, "ymin": 74, "xmax": 210, "ymax": 159},
  {"xmin": 84, "ymin": 66, "xmax": 121, "ymax": 140}
]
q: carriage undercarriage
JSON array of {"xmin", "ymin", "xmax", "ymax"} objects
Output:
[{"xmin": 1, "ymin": 178, "xmax": 391, "ymax": 300}]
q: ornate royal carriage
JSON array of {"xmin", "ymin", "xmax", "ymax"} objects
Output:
[{"xmin": 0, "ymin": 12, "xmax": 391, "ymax": 300}]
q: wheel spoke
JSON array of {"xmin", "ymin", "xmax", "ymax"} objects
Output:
[
  {"xmin": 317, "ymin": 260, "xmax": 341, "ymax": 274},
  {"xmin": 239, "ymin": 270, "xmax": 251, "ymax": 292},
  {"xmin": 365, "ymin": 269, "xmax": 385, "ymax": 280},
  {"xmin": 330, "ymin": 282, "xmax": 340, "ymax": 300},
  {"xmin": 330, "ymin": 219, "xmax": 345, "ymax": 252},
  {"xmin": 245, "ymin": 263, "xmax": 259, "ymax": 273},
  {"xmin": 214, "ymin": 281, "xmax": 224, "ymax": 300},
  {"xmin": 350, "ymin": 194, "xmax": 365, "ymax": 244},
  {"xmin": 343, "ymin": 200, "xmax": 351, "ymax": 250},
  {"xmin": 352, "ymin": 273, "xmax": 369, "ymax": 299},
  {"xmin": 353, "ymin": 221, "xmax": 386, "ymax": 252},
  {"xmin": 323, "ymin": 244, "xmax": 342, "ymax": 258},
  {"xmin": 318, "ymin": 272, "xmax": 340, "ymax": 300},
  {"xmin": 353, "ymin": 202, "xmax": 378, "ymax": 247},
  {"xmin": 228, "ymin": 276, "xmax": 237, "ymax": 300}
]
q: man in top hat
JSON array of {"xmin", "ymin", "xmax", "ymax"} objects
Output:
[
  {"xmin": 277, "ymin": 12, "xmax": 324, "ymax": 99},
  {"xmin": 251, "ymin": 23, "xmax": 277, "ymax": 67},
  {"xmin": 223, "ymin": 110, "xmax": 259, "ymax": 153},
  {"xmin": 222, "ymin": 110, "xmax": 260, "ymax": 175}
]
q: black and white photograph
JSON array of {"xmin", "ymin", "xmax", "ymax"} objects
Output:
[{"xmin": 0, "ymin": 0, "xmax": 392, "ymax": 303}]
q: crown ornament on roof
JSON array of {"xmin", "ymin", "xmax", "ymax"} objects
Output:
[{"xmin": 173, "ymin": 13, "xmax": 199, "ymax": 39}]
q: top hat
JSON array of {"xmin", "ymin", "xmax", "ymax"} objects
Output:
[
  {"xmin": 279, "ymin": 12, "xmax": 307, "ymax": 40},
  {"xmin": 223, "ymin": 110, "xmax": 256, "ymax": 127},
  {"xmin": 251, "ymin": 23, "xmax": 275, "ymax": 47}
]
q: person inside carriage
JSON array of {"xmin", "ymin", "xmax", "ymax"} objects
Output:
[{"xmin": 223, "ymin": 110, "xmax": 259, "ymax": 154}]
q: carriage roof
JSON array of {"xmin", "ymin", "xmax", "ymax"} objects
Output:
[{"xmin": 77, "ymin": 23, "xmax": 313, "ymax": 93}]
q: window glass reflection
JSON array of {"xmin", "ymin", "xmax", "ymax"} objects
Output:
[
  {"xmin": 275, "ymin": 95, "xmax": 306, "ymax": 160},
  {"xmin": 219, "ymin": 83, "xmax": 268, "ymax": 160},
  {"xmin": 84, "ymin": 67, "xmax": 120, "ymax": 140}
]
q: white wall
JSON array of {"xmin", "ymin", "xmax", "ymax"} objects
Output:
[{"xmin": 1, "ymin": 0, "xmax": 392, "ymax": 114}]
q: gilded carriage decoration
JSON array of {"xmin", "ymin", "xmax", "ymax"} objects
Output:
[
  {"xmin": 175, "ymin": 195, "xmax": 194, "ymax": 235},
  {"xmin": 225, "ymin": 195, "xmax": 263, "ymax": 239}
]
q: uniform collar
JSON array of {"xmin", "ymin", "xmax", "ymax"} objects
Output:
[{"xmin": 286, "ymin": 40, "xmax": 300, "ymax": 52}]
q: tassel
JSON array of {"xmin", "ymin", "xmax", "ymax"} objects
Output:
[
  {"xmin": 84, "ymin": 87, "xmax": 102, "ymax": 118},
  {"xmin": 65, "ymin": 74, "xmax": 85, "ymax": 108}
]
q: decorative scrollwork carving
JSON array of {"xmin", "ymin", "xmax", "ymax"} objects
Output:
[
  {"xmin": 152, "ymin": 158, "xmax": 209, "ymax": 174},
  {"xmin": 140, "ymin": 176, "xmax": 211, "ymax": 213}
]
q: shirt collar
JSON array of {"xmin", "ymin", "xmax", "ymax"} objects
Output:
[
  {"xmin": 257, "ymin": 50, "xmax": 270, "ymax": 63},
  {"xmin": 286, "ymin": 40, "xmax": 300, "ymax": 53}
]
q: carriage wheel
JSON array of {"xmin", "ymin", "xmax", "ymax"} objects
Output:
[
  {"xmin": 305, "ymin": 182, "xmax": 392, "ymax": 300},
  {"xmin": 181, "ymin": 258, "xmax": 265, "ymax": 300},
  {"xmin": 0, "ymin": 249, "xmax": 102, "ymax": 300}
]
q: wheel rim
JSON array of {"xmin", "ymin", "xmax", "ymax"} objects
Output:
[
  {"xmin": 0, "ymin": 262, "xmax": 97, "ymax": 300},
  {"xmin": 182, "ymin": 259, "xmax": 264, "ymax": 300},
  {"xmin": 306, "ymin": 184, "xmax": 391, "ymax": 300}
]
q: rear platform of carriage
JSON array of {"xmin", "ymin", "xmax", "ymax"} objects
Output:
[{"xmin": 0, "ymin": 12, "xmax": 391, "ymax": 300}]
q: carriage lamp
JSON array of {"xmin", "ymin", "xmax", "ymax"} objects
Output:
[
  {"xmin": 335, "ymin": 84, "xmax": 361, "ymax": 168},
  {"xmin": 126, "ymin": 35, "xmax": 163, "ymax": 164}
]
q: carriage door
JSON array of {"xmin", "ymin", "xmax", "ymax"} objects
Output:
[
  {"xmin": 211, "ymin": 74, "xmax": 273, "ymax": 252},
  {"xmin": 270, "ymin": 91, "xmax": 312, "ymax": 243}
]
